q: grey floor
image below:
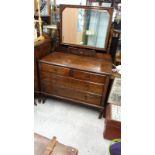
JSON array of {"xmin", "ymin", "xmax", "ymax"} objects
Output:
[{"xmin": 34, "ymin": 98, "xmax": 110, "ymax": 155}]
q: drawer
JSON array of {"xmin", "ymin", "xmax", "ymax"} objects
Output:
[
  {"xmin": 40, "ymin": 63, "xmax": 70, "ymax": 76},
  {"xmin": 40, "ymin": 63, "xmax": 106, "ymax": 83},
  {"xmin": 40, "ymin": 72, "xmax": 104, "ymax": 95},
  {"xmin": 41, "ymin": 81, "xmax": 101, "ymax": 105},
  {"xmin": 70, "ymin": 70, "xmax": 106, "ymax": 84}
]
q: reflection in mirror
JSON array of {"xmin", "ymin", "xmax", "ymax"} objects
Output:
[{"xmin": 62, "ymin": 8, "xmax": 110, "ymax": 49}]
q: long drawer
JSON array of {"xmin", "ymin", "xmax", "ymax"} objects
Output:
[
  {"xmin": 41, "ymin": 81, "xmax": 101, "ymax": 105},
  {"xmin": 40, "ymin": 63, "xmax": 106, "ymax": 84},
  {"xmin": 40, "ymin": 71, "xmax": 104, "ymax": 95}
]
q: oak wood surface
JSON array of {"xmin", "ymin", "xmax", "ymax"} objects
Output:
[
  {"xmin": 41, "ymin": 92, "xmax": 104, "ymax": 109},
  {"xmin": 41, "ymin": 81, "xmax": 102, "ymax": 105},
  {"xmin": 39, "ymin": 52, "xmax": 112, "ymax": 110},
  {"xmin": 39, "ymin": 52, "xmax": 112, "ymax": 75},
  {"xmin": 40, "ymin": 63, "xmax": 107, "ymax": 83},
  {"xmin": 40, "ymin": 71, "xmax": 104, "ymax": 95}
]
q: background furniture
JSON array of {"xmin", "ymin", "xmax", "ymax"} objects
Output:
[
  {"xmin": 34, "ymin": 38, "xmax": 51, "ymax": 102},
  {"xmin": 103, "ymin": 103, "xmax": 121, "ymax": 140},
  {"xmin": 46, "ymin": 25, "xmax": 58, "ymax": 51},
  {"xmin": 34, "ymin": 0, "xmax": 51, "ymax": 35},
  {"xmin": 86, "ymin": 0, "xmax": 121, "ymax": 7},
  {"xmin": 34, "ymin": 0, "xmax": 51, "ymax": 17},
  {"xmin": 109, "ymin": 29, "xmax": 121, "ymax": 64},
  {"xmin": 103, "ymin": 77, "xmax": 121, "ymax": 139},
  {"xmin": 34, "ymin": 133, "xmax": 78, "ymax": 155}
]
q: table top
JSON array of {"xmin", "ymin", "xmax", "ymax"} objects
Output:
[{"xmin": 40, "ymin": 52, "xmax": 113, "ymax": 75}]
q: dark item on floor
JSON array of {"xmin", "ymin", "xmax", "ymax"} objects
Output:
[
  {"xmin": 34, "ymin": 133, "xmax": 78, "ymax": 155},
  {"xmin": 103, "ymin": 103, "xmax": 121, "ymax": 140},
  {"xmin": 109, "ymin": 142, "xmax": 121, "ymax": 155}
]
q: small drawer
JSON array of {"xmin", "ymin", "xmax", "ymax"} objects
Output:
[
  {"xmin": 40, "ymin": 63, "xmax": 70, "ymax": 76},
  {"xmin": 70, "ymin": 69, "xmax": 106, "ymax": 84}
]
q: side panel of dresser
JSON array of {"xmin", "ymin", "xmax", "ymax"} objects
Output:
[
  {"xmin": 34, "ymin": 40, "xmax": 51, "ymax": 94},
  {"xmin": 38, "ymin": 63, "xmax": 110, "ymax": 109}
]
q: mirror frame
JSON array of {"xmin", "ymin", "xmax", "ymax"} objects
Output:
[{"xmin": 59, "ymin": 4, "xmax": 113, "ymax": 51}]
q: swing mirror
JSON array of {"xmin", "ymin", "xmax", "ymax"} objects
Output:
[{"xmin": 60, "ymin": 5, "xmax": 113, "ymax": 51}]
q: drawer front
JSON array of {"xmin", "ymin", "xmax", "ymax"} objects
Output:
[
  {"xmin": 40, "ymin": 63, "xmax": 106, "ymax": 84},
  {"xmin": 40, "ymin": 72, "xmax": 104, "ymax": 95},
  {"xmin": 41, "ymin": 81, "xmax": 101, "ymax": 105},
  {"xmin": 40, "ymin": 63, "xmax": 70, "ymax": 76},
  {"xmin": 70, "ymin": 70, "xmax": 106, "ymax": 84}
]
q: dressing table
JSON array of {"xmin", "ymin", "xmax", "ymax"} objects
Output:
[{"xmin": 38, "ymin": 5, "xmax": 113, "ymax": 118}]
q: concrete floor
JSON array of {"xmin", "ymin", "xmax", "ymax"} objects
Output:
[{"xmin": 34, "ymin": 98, "xmax": 110, "ymax": 155}]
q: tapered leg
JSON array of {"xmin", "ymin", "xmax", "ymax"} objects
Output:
[
  {"xmin": 38, "ymin": 97, "xmax": 41, "ymax": 103},
  {"xmin": 38, "ymin": 93, "xmax": 41, "ymax": 103},
  {"xmin": 34, "ymin": 99, "xmax": 37, "ymax": 106},
  {"xmin": 98, "ymin": 110, "xmax": 104, "ymax": 119},
  {"xmin": 40, "ymin": 94, "xmax": 46, "ymax": 104},
  {"xmin": 42, "ymin": 97, "xmax": 46, "ymax": 104}
]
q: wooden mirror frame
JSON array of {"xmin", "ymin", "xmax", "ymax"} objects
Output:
[{"xmin": 59, "ymin": 4, "xmax": 113, "ymax": 51}]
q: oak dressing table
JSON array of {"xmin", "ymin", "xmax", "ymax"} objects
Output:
[{"xmin": 39, "ymin": 5, "xmax": 113, "ymax": 118}]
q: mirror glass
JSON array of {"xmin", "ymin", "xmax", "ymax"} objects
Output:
[{"xmin": 62, "ymin": 8, "xmax": 110, "ymax": 49}]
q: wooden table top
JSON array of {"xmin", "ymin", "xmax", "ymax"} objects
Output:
[{"xmin": 40, "ymin": 52, "xmax": 112, "ymax": 75}]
